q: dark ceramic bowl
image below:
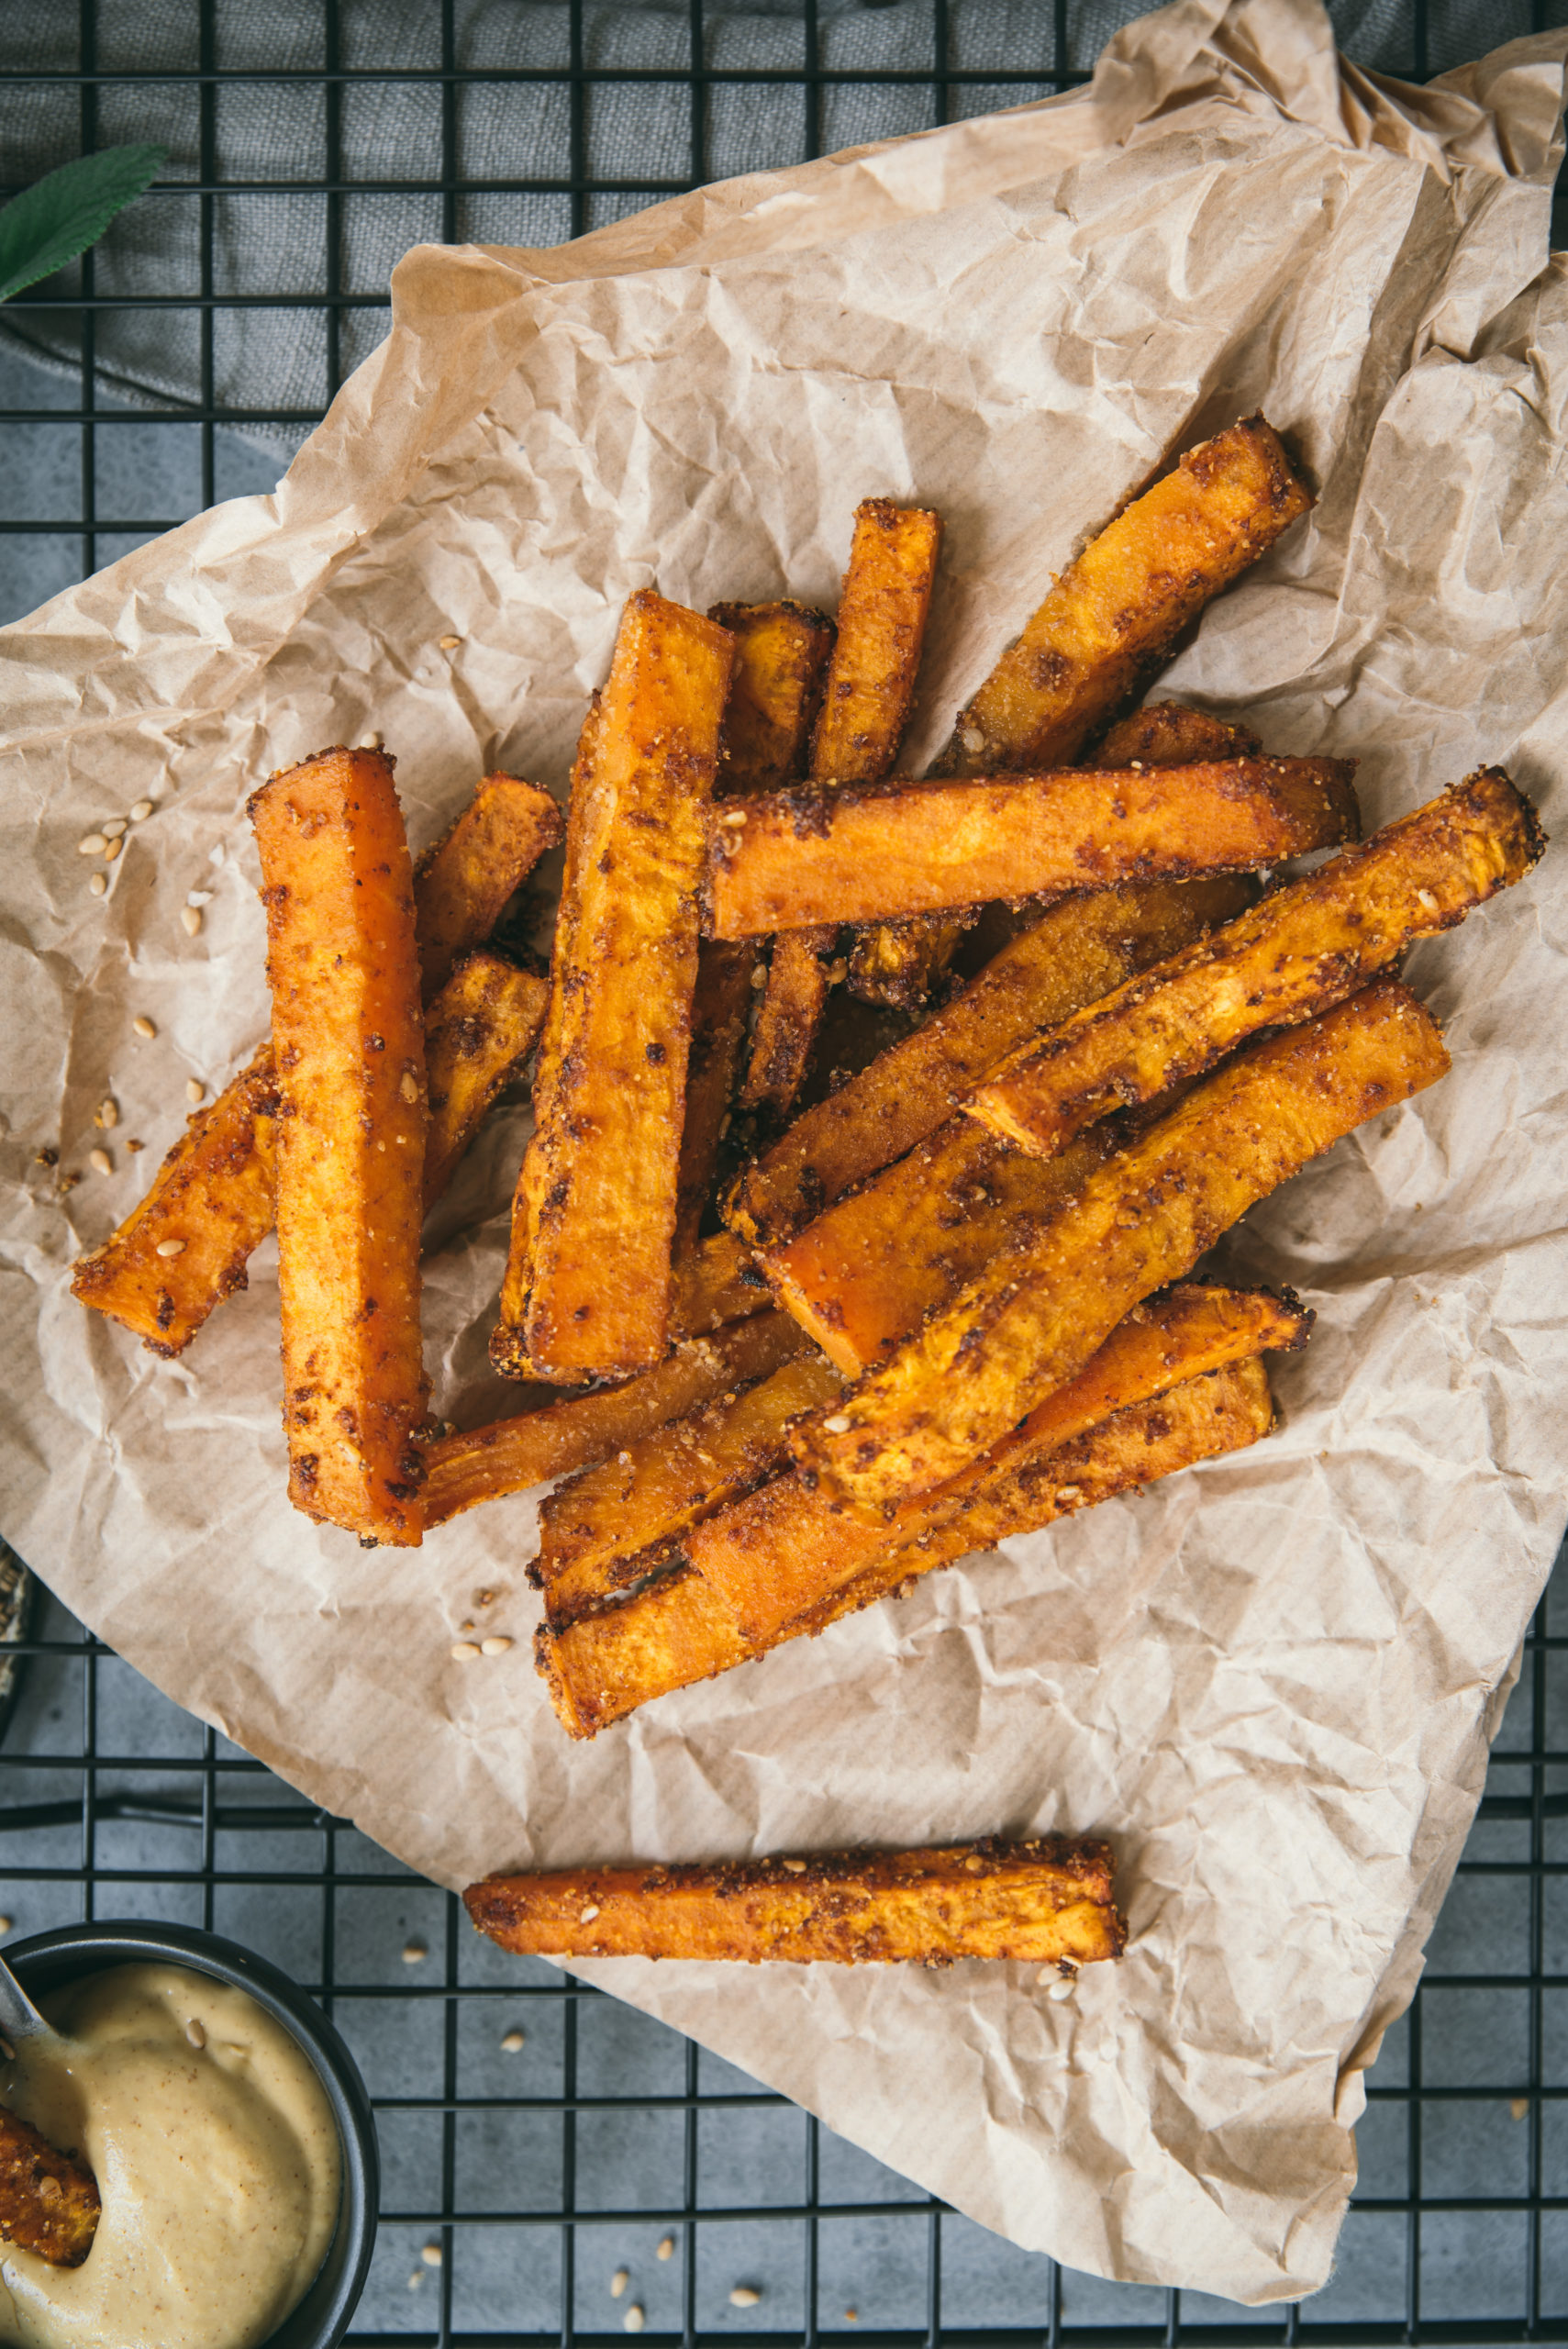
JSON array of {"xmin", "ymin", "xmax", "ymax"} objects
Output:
[{"xmin": 4, "ymin": 1919, "xmax": 378, "ymax": 2349}]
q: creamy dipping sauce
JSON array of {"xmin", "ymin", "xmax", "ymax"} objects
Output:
[{"xmin": 0, "ymin": 1963, "xmax": 340, "ymax": 2349}]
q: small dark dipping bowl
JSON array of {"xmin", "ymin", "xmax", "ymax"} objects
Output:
[{"xmin": 4, "ymin": 1919, "xmax": 378, "ymax": 2349}]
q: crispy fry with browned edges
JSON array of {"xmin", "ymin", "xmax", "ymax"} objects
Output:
[
  {"xmin": 495, "ymin": 593, "xmax": 735, "ymax": 1382},
  {"xmin": 250, "ymin": 747, "xmax": 429, "ymax": 1543},
  {"xmin": 935, "ymin": 418, "xmax": 1312, "ymax": 776},
  {"xmin": 711, "ymin": 599, "xmax": 834, "ymax": 795},
  {"xmin": 536, "ymin": 1344, "xmax": 840, "ymax": 1625},
  {"xmin": 673, "ymin": 943, "xmax": 755, "ymax": 1260},
  {"xmin": 692, "ymin": 1286, "xmax": 1307, "ymax": 1642},
  {"xmin": 727, "ymin": 875, "xmax": 1251, "ymax": 1251},
  {"xmin": 537, "ymin": 1357, "xmax": 1274, "ymax": 1736},
  {"xmin": 670, "ymin": 1230, "xmax": 773, "ymax": 1339},
  {"xmin": 464, "ymin": 1835, "xmax": 1124, "ymax": 1967},
  {"xmin": 72, "ymin": 767, "xmax": 560, "ymax": 1355},
  {"xmin": 423, "ymin": 1310, "xmax": 800, "ymax": 1527},
  {"xmin": 743, "ymin": 501, "xmax": 941, "ymax": 1119},
  {"xmin": 1094, "ymin": 701, "xmax": 1262, "ymax": 768},
  {"xmin": 968, "ymin": 768, "xmax": 1543, "ymax": 1160},
  {"xmin": 762, "ymin": 1117, "xmax": 1113, "ymax": 1375},
  {"xmin": 797, "ymin": 978, "xmax": 1448, "ymax": 1509},
  {"xmin": 414, "ymin": 773, "xmax": 562, "ymax": 999},
  {"xmin": 0, "ymin": 2109, "xmax": 100, "ymax": 2268},
  {"xmin": 709, "ymin": 754, "xmax": 1358, "ymax": 938},
  {"xmin": 421, "ymin": 950, "xmax": 550, "ymax": 1207},
  {"xmin": 852, "ymin": 417, "xmax": 1307, "ymax": 1007}
]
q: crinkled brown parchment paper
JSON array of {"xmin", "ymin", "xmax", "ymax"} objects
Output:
[{"xmin": 3, "ymin": 0, "xmax": 1568, "ymax": 2299}]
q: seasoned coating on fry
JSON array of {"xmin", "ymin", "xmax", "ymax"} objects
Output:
[
  {"xmin": 969, "ymin": 767, "xmax": 1544, "ymax": 1160},
  {"xmin": 250, "ymin": 746, "xmax": 429, "ymax": 1543},
  {"xmin": 762, "ymin": 1116, "xmax": 1113, "ymax": 1375},
  {"xmin": 496, "ymin": 593, "xmax": 735, "ymax": 1382},
  {"xmin": 933, "ymin": 417, "xmax": 1312, "ymax": 778},
  {"xmin": 708, "ymin": 755, "xmax": 1359, "ymax": 938},
  {"xmin": 711, "ymin": 599, "xmax": 834, "ymax": 795},
  {"xmin": 670, "ymin": 1230, "xmax": 773, "ymax": 1339},
  {"xmin": 70, "ymin": 1050, "xmax": 280, "ymax": 1356},
  {"xmin": 744, "ymin": 501, "xmax": 940, "ymax": 1119},
  {"xmin": 0, "ymin": 2107, "xmax": 101, "ymax": 2268},
  {"xmin": 421, "ymin": 950, "xmax": 550, "ymax": 1208},
  {"xmin": 464, "ymin": 1835, "xmax": 1123, "ymax": 1967},
  {"xmin": 423, "ymin": 1311, "xmax": 801, "ymax": 1526},
  {"xmin": 726, "ymin": 876, "xmax": 1251, "ymax": 1250},
  {"xmin": 673, "ymin": 942, "xmax": 755, "ymax": 1260},
  {"xmin": 1094, "ymin": 701, "xmax": 1262, "ymax": 768},
  {"xmin": 536, "ymin": 1344, "xmax": 840, "ymax": 1626},
  {"xmin": 414, "ymin": 772, "xmax": 562, "ymax": 1000},
  {"xmin": 538, "ymin": 1359, "xmax": 1275, "ymax": 1735},
  {"xmin": 691, "ymin": 1286, "xmax": 1308, "ymax": 1642},
  {"xmin": 72, "ymin": 766, "xmax": 560, "ymax": 1357},
  {"xmin": 796, "ymin": 978, "xmax": 1447, "ymax": 1509}
]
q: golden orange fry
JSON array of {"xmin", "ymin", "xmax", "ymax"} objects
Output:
[
  {"xmin": 250, "ymin": 747, "xmax": 429, "ymax": 1544},
  {"xmin": 464, "ymin": 1836, "xmax": 1124, "ymax": 1968},
  {"xmin": 414, "ymin": 772, "xmax": 562, "ymax": 1000},
  {"xmin": 0, "ymin": 2108, "xmax": 100, "ymax": 2268},
  {"xmin": 421, "ymin": 950, "xmax": 550, "ymax": 1208}
]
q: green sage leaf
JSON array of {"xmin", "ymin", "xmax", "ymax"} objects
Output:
[{"xmin": 0, "ymin": 143, "xmax": 168, "ymax": 306}]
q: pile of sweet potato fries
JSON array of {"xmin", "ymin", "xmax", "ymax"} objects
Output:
[{"xmin": 72, "ymin": 413, "xmax": 1545, "ymax": 1755}]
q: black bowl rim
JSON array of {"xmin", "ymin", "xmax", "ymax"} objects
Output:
[{"xmin": 3, "ymin": 1918, "xmax": 379, "ymax": 2349}]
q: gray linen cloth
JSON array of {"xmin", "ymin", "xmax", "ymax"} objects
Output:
[{"xmin": 0, "ymin": 0, "xmax": 1552, "ymax": 458}]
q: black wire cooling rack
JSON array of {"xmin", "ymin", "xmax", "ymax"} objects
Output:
[{"xmin": 3, "ymin": 1, "xmax": 1568, "ymax": 2341}]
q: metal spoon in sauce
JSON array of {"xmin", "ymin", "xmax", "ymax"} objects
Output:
[{"xmin": 0, "ymin": 1950, "xmax": 63, "ymax": 2058}]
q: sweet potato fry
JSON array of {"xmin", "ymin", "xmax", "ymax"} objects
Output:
[
  {"xmin": 0, "ymin": 2109, "xmax": 100, "ymax": 2267},
  {"xmin": 727, "ymin": 875, "xmax": 1251, "ymax": 1250},
  {"xmin": 423, "ymin": 1310, "xmax": 802, "ymax": 1527},
  {"xmin": 762, "ymin": 1117, "xmax": 1112, "ymax": 1375},
  {"xmin": 73, "ymin": 766, "xmax": 561, "ymax": 1356},
  {"xmin": 414, "ymin": 772, "xmax": 562, "ymax": 999},
  {"xmin": 538, "ymin": 1357, "xmax": 1274, "ymax": 1736},
  {"xmin": 673, "ymin": 942, "xmax": 756, "ymax": 1260},
  {"xmin": 933, "ymin": 417, "xmax": 1312, "ymax": 777},
  {"xmin": 495, "ymin": 592, "xmax": 734, "ymax": 1382},
  {"xmin": 1094, "ymin": 701, "xmax": 1262, "ymax": 768},
  {"xmin": 711, "ymin": 599, "xmax": 834, "ymax": 795},
  {"xmin": 708, "ymin": 755, "xmax": 1358, "ymax": 938},
  {"xmin": 250, "ymin": 747, "xmax": 429, "ymax": 1544},
  {"xmin": 968, "ymin": 767, "xmax": 1543, "ymax": 1160},
  {"xmin": 71, "ymin": 1050, "xmax": 281, "ymax": 1357},
  {"xmin": 692, "ymin": 1286, "xmax": 1307, "ymax": 1642},
  {"xmin": 796, "ymin": 977, "xmax": 1448, "ymax": 1509},
  {"xmin": 463, "ymin": 1835, "xmax": 1124, "ymax": 1967},
  {"xmin": 421, "ymin": 951, "xmax": 550, "ymax": 1208},
  {"xmin": 670, "ymin": 1230, "xmax": 772, "ymax": 1339},
  {"xmin": 536, "ymin": 1344, "xmax": 840, "ymax": 1626},
  {"xmin": 743, "ymin": 501, "xmax": 941, "ymax": 1119}
]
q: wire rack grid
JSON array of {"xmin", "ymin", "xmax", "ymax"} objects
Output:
[{"xmin": 2, "ymin": 0, "xmax": 1568, "ymax": 2342}]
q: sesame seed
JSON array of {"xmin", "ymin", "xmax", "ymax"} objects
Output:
[
  {"xmin": 88, "ymin": 872, "xmax": 107, "ymax": 896},
  {"xmin": 129, "ymin": 799, "xmax": 153, "ymax": 821},
  {"xmin": 1048, "ymin": 1976, "xmax": 1074, "ymax": 2002},
  {"xmin": 781, "ymin": 1857, "xmax": 806, "ymax": 1873},
  {"xmin": 102, "ymin": 837, "xmax": 121, "ymax": 863},
  {"xmin": 133, "ymin": 1016, "xmax": 156, "ymax": 1039},
  {"xmin": 750, "ymin": 964, "xmax": 767, "ymax": 988},
  {"xmin": 37, "ymin": 2176, "xmax": 61, "ymax": 2203},
  {"xmin": 1055, "ymin": 1484, "xmax": 1082, "ymax": 1503},
  {"xmin": 89, "ymin": 1147, "xmax": 113, "ymax": 1176},
  {"xmin": 101, "ymin": 818, "xmax": 127, "ymax": 840},
  {"xmin": 964, "ymin": 1855, "xmax": 986, "ymax": 1873},
  {"xmin": 821, "ymin": 1412, "xmax": 851, "ymax": 1434},
  {"xmin": 579, "ymin": 1904, "xmax": 600, "ymax": 1923},
  {"xmin": 450, "ymin": 1641, "xmax": 481, "ymax": 1662},
  {"xmin": 185, "ymin": 2017, "xmax": 206, "ymax": 2048},
  {"xmin": 421, "ymin": 2242, "xmax": 443, "ymax": 2267},
  {"xmin": 657, "ymin": 2237, "xmax": 674, "ymax": 2261},
  {"xmin": 961, "ymin": 725, "xmax": 984, "ymax": 756},
  {"xmin": 439, "ymin": 632, "xmax": 462, "ymax": 651},
  {"xmin": 611, "ymin": 2270, "xmax": 629, "ymax": 2299},
  {"xmin": 481, "ymin": 1635, "xmax": 513, "ymax": 1657},
  {"xmin": 77, "ymin": 832, "xmax": 107, "ymax": 855},
  {"xmin": 155, "ymin": 1237, "xmax": 186, "ymax": 1257},
  {"xmin": 0, "ymin": 1916, "xmax": 12, "ymax": 1935},
  {"xmin": 718, "ymin": 808, "xmax": 747, "ymax": 826},
  {"xmin": 400, "ymin": 1070, "xmax": 418, "ymax": 1101},
  {"xmin": 1512, "ymin": 2096, "xmax": 1530, "ymax": 2121},
  {"xmin": 126, "ymin": 1138, "xmax": 143, "ymax": 1152},
  {"xmin": 1418, "ymin": 888, "xmax": 1439, "ymax": 913},
  {"xmin": 98, "ymin": 1097, "xmax": 118, "ymax": 1129},
  {"xmin": 407, "ymin": 2271, "xmax": 425, "ymax": 2290},
  {"xmin": 182, "ymin": 907, "xmax": 203, "ymax": 938},
  {"xmin": 729, "ymin": 2286, "xmax": 762, "ymax": 2307},
  {"xmin": 501, "ymin": 2029, "xmax": 526, "ymax": 2053},
  {"xmin": 359, "ymin": 731, "xmax": 384, "ymax": 750},
  {"xmin": 624, "ymin": 2309, "xmax": 644, "ymax": 2333},
  {"xmin": 402, "ymin": 1939, "xmax": 428, "ymax": 1965},
  {"xmin": 826, "ymin": 961, "xmax": 847, "ymax": 985},
  {"xmin": 845, "ymin": 2310, "xmax": 859, "ymax": 2323}
]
